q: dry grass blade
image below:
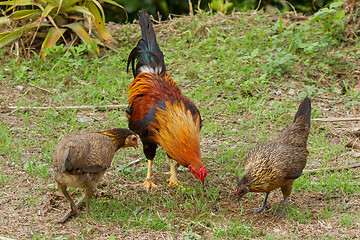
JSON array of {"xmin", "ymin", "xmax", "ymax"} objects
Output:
[
  {"xmin": 312, "ymin": 117, "xmax": 360, "ymax": 122},
  {"xmin": 0, "ymin": 104, "xmax": 127, "ymax": 113},
  {"xmin": 304, "ymin": 163, "xmax": 360, "ymax": 174}
]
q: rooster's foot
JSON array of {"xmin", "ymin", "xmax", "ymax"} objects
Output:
[
  {"xmin": 136, "ymin": 179, "xmax": 157, "ymax": 192},
  {"xmin": 166, "ymin": 176, "xmax": 182, "ymax": 187}
]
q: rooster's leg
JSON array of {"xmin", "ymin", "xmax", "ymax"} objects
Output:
[
  {"xmin": 136, "ymin": 159, "xmax": 157, "ymax": 192},
  {"xmin": 166, "ymin": 158, "xmax": 181, "ymax": 186},
  {"xmin": 253, "ymin": 192, "xmax": 270, "ymax": 213}
]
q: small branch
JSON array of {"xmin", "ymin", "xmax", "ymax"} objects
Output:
[
  {"xmin": 58, "ymin": 194, "xmax": 86, "ymax": 223},
  {"xmin": 188, "ymin": 0, "xmax": 194, "ymax": 16},
  {"xmin": 0, "ymin": 104, "xmax": 127, "ymax": 113},
  {"xmin": 27, "ymin": 83, "xmax": 54, "ymax": 94},
  {"xmin": 303, "ymin": 163, "xmax": 360, "ymax": 174},
  {"xmin": 124, "ymin": 157, "xmax": 143, "ymax": 168},
  {"xmin": 311, "ymin": 117, "xmax": 360, "ymax": 122}
]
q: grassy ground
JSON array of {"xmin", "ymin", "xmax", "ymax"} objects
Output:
[{"xmin": 0, "ymin": 9, "xmax": 360, "ymax": 239}]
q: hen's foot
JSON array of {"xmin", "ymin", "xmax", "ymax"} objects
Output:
[{"xmin": 253, "ymin": 204, "xmax": 269, "ymax": 213}]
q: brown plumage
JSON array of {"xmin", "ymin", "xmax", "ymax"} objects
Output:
[
  {"xmin": 235, "ymin": 97, "xmax": 311, "ymax": 217},
  {"xmin": 53, "ymin": 128, "xmax": 138, "ymax": 221}
]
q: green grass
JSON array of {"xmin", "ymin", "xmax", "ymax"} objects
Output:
[{"xmin": 0, "ymin": 8, "xmax": 359, "ymax": 239}]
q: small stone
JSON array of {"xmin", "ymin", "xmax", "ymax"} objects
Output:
[
  {"xmin": 212, "ymin": 206, "xmax": 219, "ymax": 213},
  {"xmin": 288, "ymin": 89, "xmax": 296, "ymax": 95},
  {"xmin": 275, "ymin": 90, "xmax": 282, "ymax": 95},
  {"xmin": 15, "ymin": 85, "xmax": 24, "ymax": 91},
  {"xmin": 78, "ymin": 116, "xmax": 92, "ymax": 123}
]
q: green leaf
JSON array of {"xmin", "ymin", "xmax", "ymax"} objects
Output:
[
  {"xmin": 46, "ymin": 0, "xmax": 60, "ymax": 7},
  {"xmin": 1, "ymin": 0, "xmax": 33, "ymax": 13},
  {"xmin": 42, "ymin": 4, "xmax": 56, "ymax": 18},
  {"xmin": 330, "ymin": 1, "xmax": 345, "ymax": 9},
  {"xmin": 65, "ymin": 6, "xmax": 93, "ymax": 17},
  {"xmin": 0, "ymin": 31, "xmax": 22, "ymax": 49},
  {"xmin": 90, "ymin": 0, "xmax": 105, "ymax": 23},
  {"xmin": 12, "ymin": 9, "xmax": 42, "ymax": 20},
  {"xmin": 335, "ymin": 10, "xmax": 345, "ymax": 21},
  {"xmin": 85, "ymin": 1, "xmax": 112, "ymax": 41},
  {"xmin": 251, "ymin": 49, "xmax": 259, "ymax": 58},
  {"xmin": 0, "ymin": 16, "xmax": 10, "ymax": 25},
  {"xmin": 40, "ymin": 27, "xmax": 67, "ymax": 57},
  {"xmin": 0, "ymin": 22, "xmax": 38, "ymax": 49},
  {"xmin": 65, "ymin": 22, "xmax": 91, "ymax": 43},
  {"xmin": 0, "ymin": 0, "xmax": 31, "ymax": 6},
  {"xmin": 65, "ymin": 22, "xmax": 99, "ymax": 55},
  {"xmin": 100, "ymin": 0, "xmax": 123, "ymax": 8},
  {"xmin": 60, "ymin": 0, "xmax": 82, "ymax": 10}
]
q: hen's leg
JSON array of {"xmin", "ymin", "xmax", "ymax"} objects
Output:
[
  {"xmin": 253, "ymin": 192, "xmax": 270, "ymax": 213},
  {"xmin": 136, "ymin": 159, "xmax": 157, "ymax": 192},
  {"xmin": 276, "ymin": 196, "xmax": 288, "ymax": 218},
  {"xmin": 59, "ymin": 194, "xmax": 86, "ymax": 223},
  {"xmin": 58, "ymin": 184, "xmax": 80, "ymax": 215},
  {"xmin": 276, "ymin": 183, "xmax": 293, "ymax": 218},
  {"xmin": 166, "ymin": 158, "xmax": 181, "ymax": 186},
  {"xmin": 85, "ymin": 187, "xmax": 96, "ymax": 216}
]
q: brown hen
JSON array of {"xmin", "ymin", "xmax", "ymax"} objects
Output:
[
  {"xmin": 235, "ymin": 97, "xmax": 311, "ymax": 217},
  {"xmin": 53, "ymin": 128, "xmax": 137, "ymax": 221}
]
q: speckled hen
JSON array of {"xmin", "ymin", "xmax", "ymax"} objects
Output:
[
  {"xmin": 53, "ymin": 128, "xmax": 137, "ymax": 221},
  {"xmin": 235, "ymin": 97, "xmax": 311, "ymax": 217}
]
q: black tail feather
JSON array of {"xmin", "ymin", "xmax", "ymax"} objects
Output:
[
  {"xmin": 127, "ymin": 11, "xmax": 166, "ymax": 77},
  {"xmin": 293, "ymin": 96, "xmax": 311, "ymax": 127}
]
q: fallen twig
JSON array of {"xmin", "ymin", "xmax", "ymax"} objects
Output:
[
  {"xmin": 58, "ymin": 194, "xmax": 86, "ymax": 223},
  {"xmin": 0, "ymin": 104, "xmax": 127, "ymax": 113},
  {"xmin": 312, "ymin": 117, "xmax": 360, "ymax": 122},
  {"xmin": 122, "ymin": 158, "xmax": 143, "ymax": 168},
  {"xmin": 126, "ymin": 157, "xmax": 143, "ymax": 167},
  {"xmin": 303, "ymin": 163, "xmax": 360, "ymax": 174},
  {"xmin": 27, "ymin": 83, "xmax": 54, "ymax": 94}
]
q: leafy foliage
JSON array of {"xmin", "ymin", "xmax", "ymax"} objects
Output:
[
  {"xmin": 0, "ymin": 0, "xmax": 125, "ymax": 57},
  {"xmin": 104, "ymin": 0, "xmax": 336, "ymax": 23}
]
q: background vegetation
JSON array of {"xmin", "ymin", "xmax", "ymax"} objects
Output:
[{"xmin": 105, "ymin": 0, "xmax": 335, "ymax": 23}]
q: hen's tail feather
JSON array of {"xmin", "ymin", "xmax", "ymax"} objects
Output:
[
  {"xmin": 127, "ymin": 11, "xmax": 166, "ymax": 77},
  {"xmin": 293, "ymin": 96, "xmax": 311, "ymax": 127}
]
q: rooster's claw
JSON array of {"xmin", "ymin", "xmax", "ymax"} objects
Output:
[{"xmin": 136, "ymin": 179, "xmax": 157, "ymax": 192}]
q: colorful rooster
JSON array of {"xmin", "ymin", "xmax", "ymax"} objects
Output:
[{"xmin": 126, "ymin": 11, "xmax": 206, "ymax": 192}]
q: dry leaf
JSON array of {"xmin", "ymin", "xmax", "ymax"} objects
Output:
[
  {"xmin": 346, "ymin": 140, "xmax": 360, "ymax": 150},
  {"xmin": 351, "ymin": 151, "xmax": 360, "ymax": 158},
  {"xmin": 354, "ymin": 82, "xmax": 360, "ymax": 92}
]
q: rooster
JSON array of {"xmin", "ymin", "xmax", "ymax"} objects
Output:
[
  {"xmin": 235, "ymin": 97, "xmax": 311, "ymax": 217},
  {"xmin": 126, "ymin": 11, "xmax": 206, "ymax": 192}
]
